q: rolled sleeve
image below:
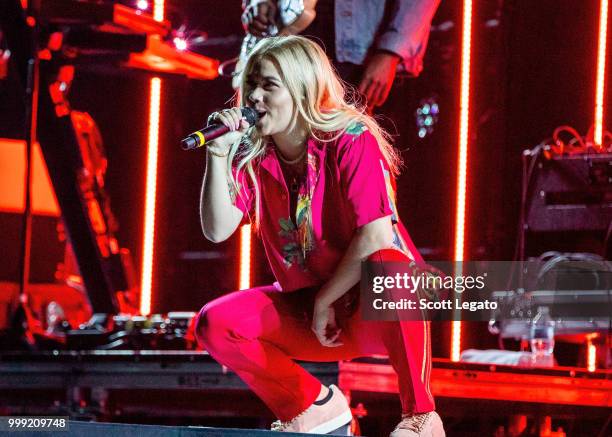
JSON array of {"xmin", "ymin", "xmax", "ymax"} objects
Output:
[
  {"xmin": 338, "ymin": 128, "xmax": 393, "ymax": 228},
  {"xmin": 375, "ymin": 0, "xmax": 441, "ymax": 76}
]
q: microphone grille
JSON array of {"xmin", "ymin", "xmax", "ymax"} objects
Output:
[{"xmin": 242, "ymin": 107, "xmax": 258, "ymax": 126}]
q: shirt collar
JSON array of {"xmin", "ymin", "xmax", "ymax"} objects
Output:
[{"xmin": 259, "ymin": 137, "xmax": 325, "ymax": 184}]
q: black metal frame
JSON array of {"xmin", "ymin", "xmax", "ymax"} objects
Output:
[{"xmin": 1, "ymin": 0, "xmax": 118, "ymax": 315}]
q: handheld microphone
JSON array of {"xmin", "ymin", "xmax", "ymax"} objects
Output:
[{"xmin": 181, "ymin": 107, "xmax": 258, "ymax": 151}]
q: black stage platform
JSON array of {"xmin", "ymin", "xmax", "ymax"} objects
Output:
[
  {"xmin": 8, "ymin": 420, "xmax": 328, "ymax": 436},
  {"xmin": 1, "ymin": 350, "xmax": 610, "ymax": 436}
]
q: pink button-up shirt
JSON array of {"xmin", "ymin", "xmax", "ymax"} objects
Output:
[{"xmin": 234, "ymin": 125, "xmax": 422, "ymax": 292}]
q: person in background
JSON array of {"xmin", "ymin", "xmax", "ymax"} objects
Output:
[{"xmin": 242, "ymin": 0, "xmax": 440, "ymax": 112}]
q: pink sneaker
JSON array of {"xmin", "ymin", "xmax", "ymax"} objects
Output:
[
  {"xmin": 390, "ymin": 411, "xmax": 445, "ymax": 437},
  {"xmin": 271, "ymin": 385, "xmax": 353, "ymax": 435}
]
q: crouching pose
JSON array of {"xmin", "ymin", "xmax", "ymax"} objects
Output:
[{"xmin": 195, "ymin": 35, "xmax": 444, "ymax": 437}]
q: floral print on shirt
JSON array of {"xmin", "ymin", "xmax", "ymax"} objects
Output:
[
  {"xmin": 345, "ymin": 121, "xmax": 367, "ymax": 137},
  {"xmin": 278, "ymin": 218, "xmax": 304, "ymax": 268},
  {"xmin": 278, "ymin": 145, "xmax": 321, "ymax": 269}
]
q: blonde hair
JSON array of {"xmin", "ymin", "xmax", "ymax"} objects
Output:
[{"xmin": 225, "ymin": 35, "xmax": 402, "ymax": 228}]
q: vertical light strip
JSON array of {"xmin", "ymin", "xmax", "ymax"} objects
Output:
[
  {"xmin": 450, "ymin": 322, "xmax": 462, "ymax": 362},
  {"xmin": 594, "ymin": 0, "xmax": 608, "ymax": 148},
  {"xmin": 587, "ymin": 0, "xmax": 608, "ymax": 368},
  {"xmin": 140, "ymin": 77, "xmax": 161, "ymax": 315},
  {"xmin": 587, "ymin": 338, "xmax": 597, "ymax": 372},
  {"xmin": 455, "ymin": 0, "xmax": 473, "ymax": 264},
  {"xmin": 239, "ymin": 224, "xmax": 252, "ymax": 290},
  {"xmin": 153, "ymin": 0, "xmax": 165, "ymax": 22},
  {"xmin": 139, "ymin": 0, "xmax": 165, "ymax": 315},
  {"xmin": 451, "ymin": 0, "xmax": 473, "ymax": 362}
]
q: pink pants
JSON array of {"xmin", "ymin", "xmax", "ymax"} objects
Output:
[{"xmin": 194, "ymin": 249, "xmax": 435, "ymax": 421}]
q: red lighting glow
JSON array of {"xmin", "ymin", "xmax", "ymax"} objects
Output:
[
  {"xmin": 139, "ymin": 77, "xmax": 161, "ymax": 316},
  {"xmin": 587, "ymin": 335, "xmax": 597, "ymax": 372},
  {"xmin": 587, "ymin": 342, "xmax": 596, "ymax": 372},
  {"xmin": 153, "ymin": 0, "xmax": 164, "ymax": 22},
  {"xmin": 139, "ymin": 0, "xmax": 165, "ymax": 315},
  {"xmin": 173, "ymin": 36, "xmax": 188, "ymax": 52},
  {"xmin": 594, "ymin": 0, "xmax": 609, "ymax": 148},
  {"xmin": 239, "ymin": 225, "xmax": 252, "ymax": 290},
  {"xmin": 451, "ymin": 0, "xmax": 473, "ymax": 362}
]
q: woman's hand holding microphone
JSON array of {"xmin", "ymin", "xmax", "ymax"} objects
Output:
[{"xmin": 206, "ymin": 108, "xmax": 251, "ymax": 157}]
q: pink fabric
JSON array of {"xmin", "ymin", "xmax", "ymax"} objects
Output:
[
  {"xmin": 233, "ymin": 127, "xmax": 422, "ymax": 291},
  {"xmin": 195, "ymin": 249, "xmax": 435, "ymax": 421},
  {"xmin": 201, "ymin": 128, "xmax": 435, "ymax": 420}
]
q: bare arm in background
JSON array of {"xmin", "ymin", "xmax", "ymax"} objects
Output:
[{"xmin": 360, "ymin": 0, "xmax": 441, "ymax": 111}]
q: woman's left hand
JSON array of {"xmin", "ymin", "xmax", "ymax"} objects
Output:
[{"xmin": 312, "ymin": 301, "xmax": 343, "ymax": 347}]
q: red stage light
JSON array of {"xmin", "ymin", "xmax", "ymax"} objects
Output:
[
  {"xmin": 594, "ymin": 0, "xmax": 608, "ymax": 148},
  {"xmin": 173, "ymin": 36, "xmax": 188, "ymax": 52},
  {"xmin": 239, "ymin": 225, "xmax": 252, "ymax": 290},
  {"xmin": 136, "ymin": 0, "xmax": 149, "ymax": 11},
  {"xmin": 139, "ymin": 77, "xmax": 161, "ymax": 316},
  {"xmin": 451, "ymin": 0, "xmax": 473, "ymax": 362},
  {"xmin": 139, "ymin": 0, "xmax": 165, "ymax": 316},
  {"xmin": 587, "ymin": 334, "xmax": 598, "ymax": 372},
  {"xmin": 153, "ymin": 0, "xmax": 164, "ymax": 22}
]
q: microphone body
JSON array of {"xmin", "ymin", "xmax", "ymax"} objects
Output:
[{"xmin": 181, "ymin": 107, "xmax": 258, "ymax": 151}]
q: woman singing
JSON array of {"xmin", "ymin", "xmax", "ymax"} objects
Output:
[{"xmin": 195, "ymin": 35, "xmax": 444, "ymax": 437}]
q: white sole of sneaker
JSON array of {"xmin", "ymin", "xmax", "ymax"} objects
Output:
[{"xmin": 309, "ymin": 410, "xmax": 353, "ymax": 435}]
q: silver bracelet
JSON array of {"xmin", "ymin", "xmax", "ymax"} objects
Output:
[
  {"xmin": 207, "ymin": 111, "xmax": 220, "ymax": 126},
  {"xmin": 207, "ymin": 148, "xmax": 230, "ymax": 158}
]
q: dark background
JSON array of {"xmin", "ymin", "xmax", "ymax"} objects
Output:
[{"xmin": 1, "ymin": 0, "xmax": 609, "ymax": 359}]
